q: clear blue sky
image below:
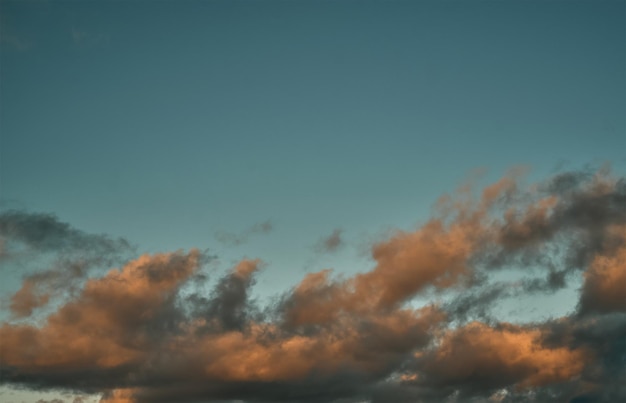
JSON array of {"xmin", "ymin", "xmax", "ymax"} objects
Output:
[{"xmin": 1, "ymin": 1, "xmax": 624, "ymax": 401}]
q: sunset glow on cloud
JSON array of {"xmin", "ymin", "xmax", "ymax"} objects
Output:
[
  {"xmin": 1, "ymin": 168, "xmax": 624, "ymax": 402},
  {"xmin": 1, "ymin": 1, "xmax": 624, "ymax": 402}
]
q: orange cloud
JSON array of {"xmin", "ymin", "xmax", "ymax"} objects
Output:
[
  {"xmin": 233, "ymin": 258, "xmax": 261, "ymax": 279},
  {"xmin": 100, "ymin": 389, "xmax": 136, "ymax": 403},
  {"xmin": 579, "ymin": 225, "xmax": 626, "ymax": 314},
  {"xmin": 414, "ymin": 321, "xmax": 588, "ymax": 391},
  {"xmin": 2, "ymin": 167, "xmax": 625, "ymax": 403},
  {"xmin": 282, "ymin": 173, "xmax": 516, "ymax": 326},
  {"xmin": 9, "ymin": 279, "xmax": 51, "ymax": 317},
  {"xmin": 182, "ymin": 304, "xmax": 445, "ymax": 383},
  {"xmin": 1, "ymin": 250, "xmax": 201, "ymax": 371}
]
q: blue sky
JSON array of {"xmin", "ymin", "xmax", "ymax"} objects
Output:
[
  {"xmin": 3, "ymin": 0, "xmax": 624, "ymax": 293},
  {"xmin": 1, "ymin": 1, "xmax": 625, "ymax": 402}
]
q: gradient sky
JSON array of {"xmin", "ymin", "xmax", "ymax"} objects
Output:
[{"xmin": 1, "ymin": 1, "xmax": 625, "ymax": 403}]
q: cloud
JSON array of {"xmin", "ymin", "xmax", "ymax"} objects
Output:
[
  {"xmin": 0, "ymin": 210, "xmax": 133, "ymax": 318},
  {"xmin": 9, "ymin": 278, "xmax": 51, "ymax": 317},
  {"xmin": 0, "ymin": 210, "xmax": 131, "ymax": 257},
  {"xmin": 578, "ymin": 224, "xmax": 626, "ymax": 315},
  {"xmin": 2, "ymin": 251, "xmax": 202, "ymax": 370},
  {"xmin": 1, "ymin": 249, "xmax": 444, "ymax": 402},
  {"xmin": 408, "ymin": 321, "xmax": 588, "ymax": 396},
  {"xmin": 1, "ymin": 167, "xmax": 625, "ymax": 402},
  {"xmin": 279, "ymin": 173, "xmax": 521, "ymax": 328},
  {"xmin": 315, "ymin": 228, "xmax": 344, "ymax": 253},
  {"xmin": 488, "ymin": 167, "xmax": 626, "ymax": 271},
  {"xmin": 188, "ymin": 258, "xmax": 263, "ymax": 332},
  {"xmin": 444, "ymin": 282, "xmax": 510, "ymax": 322},
  {"xmin": 214, "ymin": 220, "xmax": 273, "ymax": 246}
]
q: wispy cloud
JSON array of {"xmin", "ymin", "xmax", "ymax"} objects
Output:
[
  {"xmin": 0, "ymin": 210, "xmax": 133, "ymax": 318},
  {"xmin": 214, "ymin": 220, "xmax": 273, "ymax": 246},
  {"xmin": 314, "ymin": 228, "xmax": 344, "ymax": 253},
  {"xmin": 1, "ymin": 166, "xmax": 625, "ymax": 402}
]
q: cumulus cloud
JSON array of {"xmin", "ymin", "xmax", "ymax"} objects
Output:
[
  {"xmin": 409, "ymin": 322, "xmax": 588, "ymax": 395},
  {"xmin": 1, "ymin": 167, "xmax": 625, "ymax": 402},
  {"xmin": 188, "ymin": 258, "xmax": 263, "ymax": 332}
]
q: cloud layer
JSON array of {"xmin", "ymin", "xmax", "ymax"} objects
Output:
[
  {"xmin": 0, "ymin": 211, "xmax": 133, "ymax": 318},
  {"xmin": 1, "ymin": 167, "xmax": 625, "ymax": 402}
]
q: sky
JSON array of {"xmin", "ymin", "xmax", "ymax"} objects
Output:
[{"xmin": 0, "ymin": 1, "xmax": 625, "ymax": 402}]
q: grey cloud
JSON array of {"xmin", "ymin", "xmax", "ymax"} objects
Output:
[
  {"xmin": 491, "ymin": 171, "xmax": 626, "ymax": 270},
  {"xmin": 444, "ymin": 283, "xmax": 511, "ymax": 323},
  {"xmin": 188, "ymin": 259, "xmax": 262, "ymax": 332},
  {"xmin": 1, "ymin": 168, "xmax": 625, "ymax": 403},
  {"xmin": 0, "ymin": 210, "xmax": 131, "ymax": 258},
  {"xmin": 315, "ymin": 229, "xmax": 344, "ymax": 253},
  {"xmin": 0, "ymin": 210, "xmax": 133, "ymax": 318},
  {"xmin": 215, "ymin": 220, "xmax": 273, "ymax": 246}
]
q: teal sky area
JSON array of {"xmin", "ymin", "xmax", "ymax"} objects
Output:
[
  {"xmin": 2, "ymin": 0, "xmax": 625, "ymax": 296},
  {"xmin": 0, "ymin": 2, "xmax": 625, "ymax": 401}
]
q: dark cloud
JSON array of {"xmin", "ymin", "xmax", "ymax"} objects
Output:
[
  {"xmin": 444, "ymin": 282, "xmax": 510, "ymax": 322},
  {"xmin": 0, "ymin": 210, "xmax": 133, "ymax": 318},
  {"xmin": 405, "ymin": 321, "xmax": 589, "ymax": 400},
  {"xmin": 577, "ymin": 227, "xmax": 626, "ymax": 315},
  {"xmin": 0, "ymin": 210, "xmax": 131, "ymax": 257},
  {"xmin": 188, "ymin": 259, "xmax": 262, "ymax": 332},
  {"xmin": 522, "ymin": 313, "xmax": 626, "ymax": 402},
  {"xmin": 1, "ymin": 168, "xmax": 625, "ymax": 403},
  {"xmin": 487, "ymin": 169, "xmax": 626, "ymax": 272}
]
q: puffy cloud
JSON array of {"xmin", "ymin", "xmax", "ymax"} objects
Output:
[
  {"xmin": 489, "ymin": 168, "xmax": 626, "ymax": 270},
  {"xmin": 0, "ymin": 249, "xmax": 445, "ymax": 402},
  {"xmin": 1, "ymin": 250, "xmax": 201, "ymax": 377},
  {"xmin": 578, "ymin": 225, "xmax": 626, "ymax": 315},
  {"xmin": 189, "ymin": 258, "xmax": 262, "ymax": 332},
  {"xmin": 364, "ymin": 218, "xmax": 480, "ymax": 307},
  {"xmin": 280, "ymin": 173, "xmax": 519, "ymax": 328},
  {"xmin": 409, "ymin": 322, "xmax": 588, "ymax": 395},
  {"xmin": 1, "ymin": 167, "xmax": 625, "ymax": 402}
]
